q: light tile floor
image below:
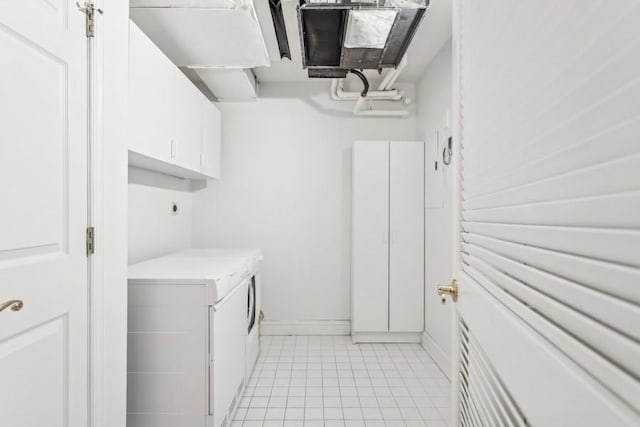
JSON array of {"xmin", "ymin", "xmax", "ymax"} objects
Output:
[{"xmin": 232, "ymin": 335, "xmax": 452, "ymax": 427}]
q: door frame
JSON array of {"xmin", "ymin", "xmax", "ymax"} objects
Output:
[
  {"xmin": 87, "ymin": 1, "xmax": 129, "ymax": 426},
  {"xmin": 450, "ymin": 0, "xmax": 462, "ymax": 425}
]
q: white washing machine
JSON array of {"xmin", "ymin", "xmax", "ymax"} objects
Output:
[
  {"xmin": 185, "ymin": 248, "xmax": 263, "ymax": 380},
  {"xmin": 127, "ymin": 248, "xmax": 262, "ymax": 427}
]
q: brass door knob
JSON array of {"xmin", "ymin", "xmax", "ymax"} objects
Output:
[
  {"xmin": 437, "ymin": 280, "xmax": 458, "ymax": 303},
  {"xmin": 0, "ymin": 299, "xmax": 24, "ymax": 313}
]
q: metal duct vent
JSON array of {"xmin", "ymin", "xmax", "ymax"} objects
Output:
[
  {"xmin": 269, "ymin": 0, "xmax": 292, "ymax": 60},
  {"xmin": 298, "ymin": 0, "xmax": 428, "ymax": 78}
]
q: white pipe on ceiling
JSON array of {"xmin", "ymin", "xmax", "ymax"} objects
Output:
[
  {"xmin": 352, "ymin": 96, "xmax": 410, "ymax": 118},
  {"xmin": 330, "ymin": 79, "xmax": 404, "ymax": 101},
  {"xmin": 377, "ymin": 55, "xmax": 408, "ymax": 91},
  {"xmin": 329, "ymin": 55, "xmax": 410, "ymax": 117}
]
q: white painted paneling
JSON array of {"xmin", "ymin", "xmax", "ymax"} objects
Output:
[
  {"xmin": 192, "ymin": 83, "xmax": 416, "ymax": 323},
  {"xmin": 389, "ymin": 141, "xmax": 424, "ymax": 332},
  {"xmin": 352, "ymin": 141, "xmax": 390, "ymax": 333},
  {"xmin": 96, "ymin": 0, "xmax": 129, "ymax": 424},
  {"xmin": 0, "ymin": 15, "xmax": 68, "ymax": 257},
  {"xmin": 455, "ymin": 0, "xmax": 640, "ymax": 423},
  {"xmin": 0, "ymin": 318, "xmax": 66, "ymax": 426},
  {"xmin": 0, "ymin": 1, "xmax": 88, "ymax": 425},
  {"xmin": 128, "ymin": 167, "xmax": 193, "ymax": 265},
  {"xmin": 129, "ymin": 21, "xmax": 173, "ymax": 161},
  {"xmin": 415, "ymin": 39, "xmax": 453, "ymax": 373},
  {"xmin": 173, "ymin": 68, "xmax": 204, "ymax": 171}
]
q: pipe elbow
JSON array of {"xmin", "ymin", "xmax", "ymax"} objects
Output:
[{"xmin": 348, "ymin": 69, "xmax": 369, "ymax": 97}]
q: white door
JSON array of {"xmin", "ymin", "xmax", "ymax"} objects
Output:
[
  {"xmin": 0, "ymin": 1, "xmax": 88, "ymax": 426},
  {"xmin": 352, "ymin": 141, "xmax": 390, "ymax": 332},
  {"xmin": 389, "ymin": 141, "xmax": 424, "ymax": 332},
  {"xmin": 450, "ymin": 1, "xmax": 640, "ymax": 425}
]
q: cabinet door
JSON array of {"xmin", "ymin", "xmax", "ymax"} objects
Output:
[
  {"xmin": 352, "ymin": 141, "xmax": 390, "ymax": 332},
  {"xmin": 172, "ymin": 69, "xmax": 203, "ymax": 172},
  {"xmin": 128, "ymin": 22, "xmax": 173, "ymax": 161},
  {"xmin": 201, "ymin": 99, "xmax": 221, "ymax": 179},
  {"xmin": 389, "ymin": 141, "xmax": 424, "ymax": 332}
]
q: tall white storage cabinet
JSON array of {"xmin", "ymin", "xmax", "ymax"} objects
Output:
[{"xmin": 352, "ymin": 141, "xmax": 424, "ymax": 343}]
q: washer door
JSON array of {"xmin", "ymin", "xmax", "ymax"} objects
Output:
[{"xmin": 247, "ymin": 276, "xmax": 256, "ymax": 334}]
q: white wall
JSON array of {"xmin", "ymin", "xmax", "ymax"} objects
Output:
[
  {"xmin": 192, "ymin": 82, "xmax": 416, "ymax": 326},
  {"xmin": 415, "ymin": 39, "xmax": 454, "ymax": 376},
  {"xmin": 128, "ymin": 167, "xmax": 193, "ymax": 265}
]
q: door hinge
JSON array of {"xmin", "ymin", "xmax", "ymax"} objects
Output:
[
  {"xmin": 76, "ymin": 2, "xmax": 102, "ymax": 38},
  {"xmin": 86, "ymin": 226, "xmax": 95, "ymax": 256}
]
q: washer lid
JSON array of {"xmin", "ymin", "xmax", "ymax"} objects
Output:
[{"xmin": 127, "ymin": 249, "xmax": 254, "ymax": 302}]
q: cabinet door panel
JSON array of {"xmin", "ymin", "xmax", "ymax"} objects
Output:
[
  {"xmin": 172, "ymin": 69, "xmax": 202, "ymax": 171},
  {"xmin": 129, "ymin": 22, "xmax": 173, "ymax": 161},
  {"xmin": 352, "ymin": 141, "xmax": 390, "ymax": 332},
  {"xmin": 389, "ymin": 141, "xmax": 424, "ymax": 332},
  {"xmin": 201, "ymin": 99, "xmax": 221, "ymax": 179}
]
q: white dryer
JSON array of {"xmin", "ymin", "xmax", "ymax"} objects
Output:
[
  {"xmin": 244, "ymin": 256, "xmax": 261, "ymax": 379},
  {"xmin": 186, "ymin": 249, "xmax": 263, "ymax": 380},
  {"xmin": 127, "ymin": 248, "xmax": 262, "ymax": 427}
]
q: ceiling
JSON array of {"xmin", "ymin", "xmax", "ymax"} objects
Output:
[{"xmin": 252, "ymin": 0, "xmax": 452, "ymax": 84}]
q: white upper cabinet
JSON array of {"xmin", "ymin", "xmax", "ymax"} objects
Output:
[
  {"xmin": 129, "ymin": 22, "xmax": 173, "ymax": 161},
  {"xmin": 128, "ymin": 21, "xmax": 221, "ymax": 179},
  {"xmin": 172, "ymin": 69, "xmax": 204, "ymax": 172}
]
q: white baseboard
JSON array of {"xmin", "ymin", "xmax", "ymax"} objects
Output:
[
  {"xmin": 421, "ymin": 331, "xmax": 452, "ymax": 381},
  {"xmin": 352, "ymin": 331, "xmax": 422, "ymax": 344},
  {"xmin": 261, "ymin": 320, "xmax": 351, "ymax": 336}
]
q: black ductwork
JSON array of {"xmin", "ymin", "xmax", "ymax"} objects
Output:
[
  {"xmin": 298, "ymin": 0, "xmax": 428, "ymax": 78},
  {"xmin": 269, "ymin": 0, "xmax": 292, "ymax": 60},
  {"xmin": 307, "ymin": 68, "xmax": 349, "ymax": 79}
]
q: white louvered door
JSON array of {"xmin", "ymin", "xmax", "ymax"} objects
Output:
[{"xmin": 451, "ymin": 1, "xmax": 640, "ymax": 426}]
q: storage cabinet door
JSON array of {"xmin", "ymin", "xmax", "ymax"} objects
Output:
[
  {"xmin": 201, "ymin": 99, "xmax": 221, "ymax": 179},
  {"xmin": 128, "ymin": 22, "xmax": 173, "ymax": 161},
  {"xmin": 389, "ymin": 141, "xmax": 424, "ymax": 332},
  {"xmin": 352, "ymin": 141, "xmax": 390, "ymax": 332},
  {"xmin": 172, "ymin": 69, "xmax": 202, "ymax": 172}
]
